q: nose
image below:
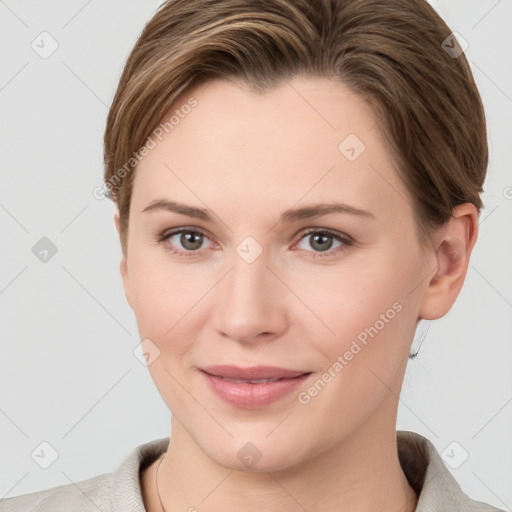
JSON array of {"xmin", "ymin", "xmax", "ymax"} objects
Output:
[{"xmin": 210, "ymin": 248, "xmax": 289, "ymax": 345}]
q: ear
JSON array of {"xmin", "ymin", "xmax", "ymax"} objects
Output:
[
  {"xmin": 114, "ymin": 211, "xmax": 132, "ymax": 309},
  {"xmin": 418, "ymin": 203, "xmax": 479, "ymax": 320}
]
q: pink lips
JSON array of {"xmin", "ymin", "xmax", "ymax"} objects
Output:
[{"xmin": 200, "ymin": 365, "xmax": 312, "ymax": 409}]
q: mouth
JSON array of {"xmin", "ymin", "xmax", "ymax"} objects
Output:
[
  {"xmin": 199, "ymin": 365, "xmax": 312, "ymax": 408},
  {"xmin": 201, "ymin": 364, "xmax": 310, "ymax": 380},
  {"xmin": 213, "ymin": 376, "xmax": 289, "ymax": 383}
]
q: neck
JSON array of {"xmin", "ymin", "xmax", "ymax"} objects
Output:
[{"xmin": 154, "ymin": 405, "xmax": 417, "ymax": 512}]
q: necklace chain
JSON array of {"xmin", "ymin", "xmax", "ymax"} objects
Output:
[{"xmin": 155, "ymin": 453, "xmax": 168, "ymax": 512}]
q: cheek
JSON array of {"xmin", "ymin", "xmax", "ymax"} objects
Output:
[
  {"xmin": 294, "ymin": 271, "xmax": 415, "ymax": 439},
  {"xmin": 128, "ymin": 249, "xmax": 196, "ymax": 330},
  {"xmin": 292, "ymin": 248, "xmax": 419, "ymax": 385},
  {"xmin": 293, "ymin": 254, "xmax": 410, "ymax": 336},
  {"xmin": 128, "ymin": 263, "xmax": 198, "ymax": 411},
  {"xmin": 127, "ymin": 260, "xmax": 198, "ymax": 372}
]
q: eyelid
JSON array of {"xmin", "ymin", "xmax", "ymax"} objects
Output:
[
  {"xmin": 295, "ymin": 227, "xmax": 354, "ymax": 245},
  {"xmin": 291, "ymin": 227, "xmax": 354, "ymax": 257},
  {"xmin": 155, "ymin": 226, "xmax": 215, "ymax": 257},
  {"xmin": 155, "ymin": 225, "xmax": 354, "ymax": 257}
]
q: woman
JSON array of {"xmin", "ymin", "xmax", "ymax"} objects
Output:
[{"xmin": 1, "ymin": 0, "xmax": 505, "ymax": 511}]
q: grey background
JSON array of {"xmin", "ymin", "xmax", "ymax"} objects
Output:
[{"xmin": 1, "ymin": 0, "xmax": 511, "ymax": 508}]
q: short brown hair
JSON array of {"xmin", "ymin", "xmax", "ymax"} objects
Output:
[{"xmin": 103, "ymin": 0, "xmax": 487, "ymax": 256}]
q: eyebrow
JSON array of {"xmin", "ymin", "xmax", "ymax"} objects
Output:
[{"xmin": 141, "ymin": 199, "xmax": 375, "ymax": 223}]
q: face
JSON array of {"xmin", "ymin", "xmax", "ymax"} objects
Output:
[{"xmin": 117, "ymin": 77, "xmax": 432, "ymax": 471}]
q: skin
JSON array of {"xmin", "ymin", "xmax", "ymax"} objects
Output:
[{"xmin": 114, "ymin": 76, "xmax": 478, "ymax": 512}]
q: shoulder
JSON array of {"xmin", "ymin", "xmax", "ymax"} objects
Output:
[
  {"xmin": 397, "ymin": 430, "xmax": 506, "ymax": 512},
  {"xmin": 0, "ymin": 472, "xmax": 112, "ymax": 512},
  {"xmin": 0, "ymin": 437, "xmax": 169, "ymax": 512}
]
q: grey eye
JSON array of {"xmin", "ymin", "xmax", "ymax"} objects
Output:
[
  {"xmin": 297, "ymin": 232, "xmax": 343, "ymax": 253},
  {"xmin": 169, "ymin": 231, "xmax": 208, "ymax": 251}
]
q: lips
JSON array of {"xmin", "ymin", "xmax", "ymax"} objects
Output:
[
  {"xmin": 200, "ymin": 365, "xmax": 312, "ymax": 409},
  {"xmin": 201, "ymin": 365, "xmax": 309, "ymax": 381}
]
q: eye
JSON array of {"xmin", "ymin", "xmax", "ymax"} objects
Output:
[
  {"xmin": 155, "ymin": 227, "xmax": 213, "ymax": 257},
  {"xmin": 155, "ymin": 226, "xmax": 353, "ymax": 259},
  {"xmin": 293, "ymin": 228, "xmax": 353, "ymax": 258}
]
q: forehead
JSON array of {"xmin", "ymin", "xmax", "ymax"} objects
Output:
[{"xmin": 131, "ymin": 77, "xmax": 413, "ymax": 226}]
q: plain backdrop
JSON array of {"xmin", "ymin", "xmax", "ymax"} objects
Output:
[{"xmin": 1, "ymin": 0, "xmax": 511, "ymax": 508}]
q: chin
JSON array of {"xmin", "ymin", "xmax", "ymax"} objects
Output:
[{"xmin": 198, "ymin": 433, "xmax": 315, "ymax": 473}]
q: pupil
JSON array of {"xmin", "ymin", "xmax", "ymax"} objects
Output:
[
  {"xmin": 182, "ymin": 232, "xmax": 202, "ymax": 249},
  {"xmin": 312, "ymin": 234, "xmax": 332, "ymax": 251}
]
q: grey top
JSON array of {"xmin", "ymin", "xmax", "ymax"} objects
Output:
[{"xmin": 0, "ymin": 430, "xmax": 505, "ymax": 511}]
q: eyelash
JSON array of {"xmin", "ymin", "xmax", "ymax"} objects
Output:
[{"xmin": 154, "ymin": 227, "xmax": 354, "ymax": 259}]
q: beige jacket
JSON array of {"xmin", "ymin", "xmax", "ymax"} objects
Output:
[{"xmin": 0, "ymin": 431, "xmax": 506, "ymax": 511}]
